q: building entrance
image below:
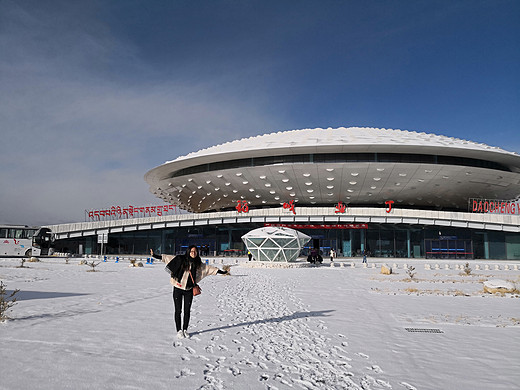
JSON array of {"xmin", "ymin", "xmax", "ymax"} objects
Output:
[{"xmin": 425, "ymin": 238, "xmax": 473, "ymax": 259}]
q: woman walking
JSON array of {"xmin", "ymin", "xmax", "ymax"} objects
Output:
[{"xmin": 150, "ymin": 245, "xmax": 228, "ymax": 339}]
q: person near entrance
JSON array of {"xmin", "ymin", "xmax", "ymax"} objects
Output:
[
  {"xmin": 150, "ymin": 245, "xmax": 229, "ymax": 340},
  {"xmin": 362, "ymin": 249, "xmax": 367, "ymax": 264},
  {"xmin": 329, "ymin": 249, "xmax": 336, "ymax": 262}
]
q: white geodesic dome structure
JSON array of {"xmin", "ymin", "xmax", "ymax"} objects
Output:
[{"xmin": 241, "ymin": 226, "xmax": 311, "ymax": 262}]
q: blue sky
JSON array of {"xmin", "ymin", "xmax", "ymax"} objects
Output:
[{"xmin": 0, "ymin": 0, "xmax": 518, "ymax": 225}]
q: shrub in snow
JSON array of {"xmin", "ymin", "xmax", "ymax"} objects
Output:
[
  {"xmin": 406, "ymin": 266, "xmax": 416, "ymax": 280},
  {"xmin": 463, "ymin": 263, "xmax": 472, "ymax": 276},
  {"xmin": 380, "ymin": 264, "xmax": 392, "ymax": 275},
  {"xmin": 86, "ymin": 261, "xmax": 100, "ymax": 272},
  {"xmin": 0, "ymin": 281, "xmax": 19, "ymax": 322}
]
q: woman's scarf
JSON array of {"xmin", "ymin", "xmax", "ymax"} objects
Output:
[{"xmin": 165, "ymin": 254, "xmax": 200, "ymax": 282}]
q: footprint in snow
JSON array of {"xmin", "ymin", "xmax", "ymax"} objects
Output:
[
  {"xmin": 185, "ymin": 346, "xmax": 196, "ymax": 354},
  {"xmin": 368, "ymin": 365, "xmax": 383, "ymax": 373},
  {"xmin": 400, "ymin": 382, "xmax": 418, "ymax": 390},
  {"xmin": 197, "ymin": 354, "xmax": 210, "ymax": 361},
  {"xmin": 278, "ymin": 377, "xmax": 292, "ymax": 386},
  {"xmin": 175, "ymin": 368, "xmax": 195, "ymax": 378},
  {"xmin": 336, "ymin": 354, "xmax": 352, "ymax": 361},
  {"xmin": 357, "ymin": 352, "xmax": 370, "ymax": 359},
  {"xmin": 377, "ymin": 379, "xmax": 392, "ymax": 388},
  {"xmin": 226, "ymin": 366, "xmax": 241, "ymax": 376},
  {"xmin": 360, "ymin": 374, "xmax": 378, "ymax": 388},
  {"xmin": 332, "ymin": 345, "xmax": 347, "ymax": 354}
]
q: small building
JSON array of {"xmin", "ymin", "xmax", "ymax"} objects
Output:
[{"xmin": 242, "ymin": 226, "xmax": 311, "ymax": 262}]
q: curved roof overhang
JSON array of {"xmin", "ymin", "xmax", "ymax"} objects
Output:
[
  {"xmin": 144, "ymin": 128, "xmax": 520, "ymax": 213},
  {"xmin": 145, "ymin": 143, "xmax": 520, "ymax": 184}
]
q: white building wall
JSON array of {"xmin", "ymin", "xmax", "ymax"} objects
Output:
[{"xmin": 47, "ymin": 207, "xmax": 520, "ymax": 239}]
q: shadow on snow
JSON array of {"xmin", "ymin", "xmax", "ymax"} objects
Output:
[{"xmin": 192, "ymin": 309, "xmax": 335, "ymax": 335}]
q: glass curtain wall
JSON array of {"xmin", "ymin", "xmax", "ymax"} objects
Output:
[{"xmin": 52, "ymin": 223, "xmax": 520, "ymax": 260}]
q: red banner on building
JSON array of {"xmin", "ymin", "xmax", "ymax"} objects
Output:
[
  {"xmin": 85, "ymin": 204, "xmax": 178, "ymax": 221},
  {"xmin": 264, "ymin": 223, "xmax": 368, "ymax": 229}
]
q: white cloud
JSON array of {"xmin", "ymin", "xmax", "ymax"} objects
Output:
[{"xmin": 0, "ymin": 1, "xmax": 280, "ymax": 225}]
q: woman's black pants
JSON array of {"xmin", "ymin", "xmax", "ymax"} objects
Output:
[{"xmin": 173, "ymin": 287, "xmax": 194, "ymax": 331}]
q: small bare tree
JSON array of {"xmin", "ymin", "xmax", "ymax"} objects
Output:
[
  {"xmin": 463, "ymin": 262, "xmax": 472, "ymax": 276},
  {"xmin": 406, "ymin": 265, "xmax": 416, "ymax": 280},
  {"xmin": 86, "ymin": 261, "xmax": 100, "ymax": 272},
  {"xmin": 17, "ymin": 258, "xmax": 26, "ymax": 268},
  {"xmin": 0, "ymin": 281, "xmax": 20, "ymax": 321}
]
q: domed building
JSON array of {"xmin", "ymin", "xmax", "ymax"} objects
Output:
[
  {"xmin": 241, "ymin": 226, "xmax": 311, "ymax": 262},
  {"xmin": 145, "ymin": 127, "xmax": 520, "ymax": 214},
  {"xmin": 50, "ymin": 127, "xmax": 520, "ymax": 260}
]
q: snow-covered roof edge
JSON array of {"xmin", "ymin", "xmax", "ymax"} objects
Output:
[{"xmin": 164, "ymin": 127, "xmax": 518, "ymax": 165}]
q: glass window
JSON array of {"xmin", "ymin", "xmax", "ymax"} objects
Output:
[
  {"xmin": 263, "ymin": 238, "xmax": 279, "ymax": 248},
  {"xmin": 170, "ymin": 151, "xmax": 512, "ymax": 179},
  {"xmin": 273, "ymin": 238, "xmax": 296, "ymax": 248},
  {"xmin": 247, "ymin": 237, "xmax": 265, "ymax": 246},
  {"xmin": 8, "ymin": 229, "xmax": 24, "ymax": 239},
  {"xmin": 261, "ymin": 248, "xmax": 281, "ymax": 261},
  {"xmin": 249, "ymin": 248, "xmax": 260, "ymax": 260},
  {"xmin": 21, "ymin": 229, "xmax": 36, "ymax": 239},
  {"xmin": 283, "ymin": 249, "xmax": 300, "ymax": 261}
]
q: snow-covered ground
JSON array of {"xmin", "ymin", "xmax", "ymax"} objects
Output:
[{"xmin": 1, "ymin": 256, "xmax": 519, "ymax": 390}]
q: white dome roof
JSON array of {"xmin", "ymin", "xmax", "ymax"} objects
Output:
[
  {"xmin": 169, "ymin": 127, "xmax": 518, "ymax": 164},
  {"xmin": 145, "ymin": 126, "xmax": 520, "ymax": 213}
]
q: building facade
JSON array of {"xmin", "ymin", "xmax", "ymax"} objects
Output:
[{"xmin": 49, "ymin": 127, "xmax": 520, "ymax": 260}]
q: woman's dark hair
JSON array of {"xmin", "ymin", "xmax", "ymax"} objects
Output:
[{"xmin": 184, "ymin": 245, "xmax": 202, "ymax": 270}]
